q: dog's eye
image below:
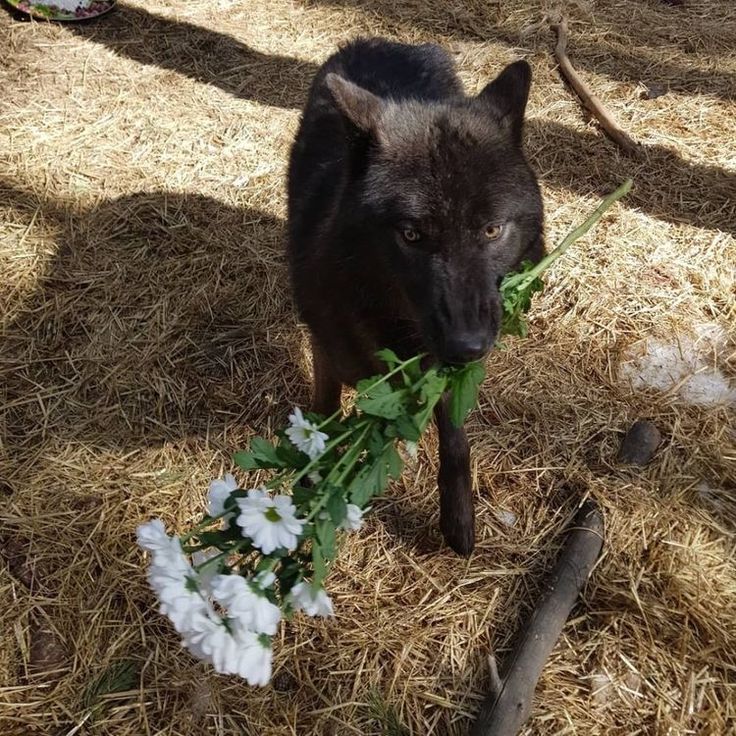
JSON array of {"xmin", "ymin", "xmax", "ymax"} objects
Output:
[
  {"xmin": 402, "ymin": 227, "xmax": 421, "ymax": 243},
  {"xmin": 484, "ymin": 223, "xmax": 504, "ymax": 241}
]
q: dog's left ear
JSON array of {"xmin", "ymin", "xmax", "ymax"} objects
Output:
[{"xmin": 477, "ymin": 60, "xmax": 532, "ymax": 145}]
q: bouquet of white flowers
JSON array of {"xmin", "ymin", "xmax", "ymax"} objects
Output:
[
  {"xmin": 137, "ymin": 179, "xmax": 631, "ymax": 686},
  {"xmin": 137, "ymin": 353, "xmax": 485, "ymax": 685}
]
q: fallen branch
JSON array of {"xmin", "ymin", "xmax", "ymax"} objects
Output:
[
  {"xmin": 469, "ymin": 500, "xmax": 604, "ymax": 736},
  {"xmin": 549, "ymin": 15, "xmax": 642, "ymax": 158}
]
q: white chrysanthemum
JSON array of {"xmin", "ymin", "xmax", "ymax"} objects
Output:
[
  {"xmin": 136, "ymin": 519, "xmax": 170, "ymax": 553},
  {"xmin": 138, "ymin": 524, "xmax": 208, "ymax": 633},
  {"xmin": 192, "ymin": 548, "xmax": 221, "ymax": 594},
  {"xmin": 211, "ymin": 575, "xmax": 281, "ymax": 635},
  {"xmin": 137, "ymin": 521, "xmax": 191, "ymax": 577},
  {"xmin": 208, "ymin": 473, "xmax": 238, "ymax": 519},
  {"xmin": 149, "ymin": 568, "xmax": 209, "ymax": 633},
  {"xmin": 183, "ymin": 613, "xmax": 273, "ymax": 686},
  {"xmin": 138, "ymin": 520, "xmax": 273, "ymax": 685},
  {"xmin": 183, "ymin": 610, "xmax": 233, "ymax": 667},
  {"xmin": 228, "ymin": 627, "xmax": 273, "ymax": 686},
  {"xmin": 236, "ymin": 488, "xmax": 305, "ymax": 554},
  {"xmin": 340, "ymin": 504, "xmax": 364, "ymax": 531},
  {"xmin": 285, "ymin": 407, "xmax": 328, "ymax": 460},
  {"xmin": 289, "ymin": 581, "xmax": 334, "ymax": 617}
]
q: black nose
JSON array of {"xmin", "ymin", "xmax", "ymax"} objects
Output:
[{"xmin": 442, "ymin": 333, "xmax": 490, "ymax": 364}]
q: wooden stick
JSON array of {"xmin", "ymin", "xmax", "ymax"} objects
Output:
[
  {"xmin": 469, "ymin": 500, "xmax": 604, "ymax": 736},
  {"xmin": 549, "ymin": 15, "xmax": 642, "ymax": 158}
]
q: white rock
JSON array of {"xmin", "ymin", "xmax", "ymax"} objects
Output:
[{"xmin": 618, "ymin": 322, "xmax": 735, "ymax": 407}]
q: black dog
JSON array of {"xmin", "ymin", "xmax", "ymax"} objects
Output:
[{"xmin": 287, "ymin": 38, "xmax": 544, "ymax": 555}]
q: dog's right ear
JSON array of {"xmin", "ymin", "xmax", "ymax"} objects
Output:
[{"xmin": 325, "ymin": 73, "xmax": 385, "ymax": 135}]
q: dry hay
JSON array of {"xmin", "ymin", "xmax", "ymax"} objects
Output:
[{"xmin": 0, "ymin": 0, "xmax": 734, "ymax": 734}]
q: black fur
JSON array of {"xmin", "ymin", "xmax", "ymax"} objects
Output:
[{"xmin": 287, "ymin": 38, "xmax": 544, "ymax": 554}]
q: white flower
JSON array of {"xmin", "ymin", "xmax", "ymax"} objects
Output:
[
  {"xmin": 236, "ymin": 488, "xmax": 305, "ymax": 554},
  {"xmin": 137, "ymin": 519, "xmax": 274, "ymax": 685},
  {"xmin": 208, "ymin": 473, "xmax": 238, "ymax": 520},
  {"xmin": 192, "ymin": 548, "xmax": 221, "ymax": 594},
  {"xmin": 228, "ymin": 627, "xmax": 273, "ymax": 686},
  {"xmin": 285, "ymin": 407, "xmax": 328, "ymax": 460},
  {"xmin": 183, "ymin": 613, "xmax": 273, "ymax": 686},
  {"xmin": 182, "ymin": 610, "xmax": 231, "ymax": 667},
  {"xmin": 340, "ymin": 504, "xmax": 364, "ymax": 531},
  {"xmin": 211, "ymin": 574, "xmax": 281, "ymax": 635},
  {"xmin": 136, "ymin": 519, "xmax": 169, "ymax": 552},
  {"xmin": 254, "ymin": 571, "xmax": 276, "ymax": 589},
  {"xmin": 137, "ymin": 519, "xmax": 191, "ymax": 575},
  {"xmin": 404, "ymin": 441, "xmax": 418, "ymax": 460},
  {"xmin": 289, "ymin": 581, "xmax": 334, "ymax": 617},
  {"xmin": 151, "ymin": 570, "xmax": 209, "ymax": 633},
  {"xmin": 138, "ymin": 524, "xmax": 210, "ymax": 633}
]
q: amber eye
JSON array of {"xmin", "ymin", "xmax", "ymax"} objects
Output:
[
  {"xmin": 402, "ymin": 227, "xmax": 421, "ymax": 243},
  {"xmin": 484, "ymin": 223, "xmax": 504, "ymax": 241}
]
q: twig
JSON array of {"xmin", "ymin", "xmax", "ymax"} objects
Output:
[
  {"xmin": 549, "ymin": 15, "xmax": 642, "ymax": 158},
  {"xmin": 469, "ymin": 500, "xmax": 605, "ymax": 736}
]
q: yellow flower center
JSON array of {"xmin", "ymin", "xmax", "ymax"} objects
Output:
[{"xmin": 264, "ymin": 507, "xmax": 282, "ymax": 523}]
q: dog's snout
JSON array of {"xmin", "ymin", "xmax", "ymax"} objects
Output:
[{"xmin": 442, "ymin": 332, "xmax": 490, "ymax": 364}]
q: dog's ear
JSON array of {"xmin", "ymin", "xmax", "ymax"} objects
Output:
[
  {"xmin": 325, "ymin": 73, "xmax": 385, "ymax": 135},
  {"xmin": 477, "ymin": 60, "xmax": 532, "ymax": 145}
]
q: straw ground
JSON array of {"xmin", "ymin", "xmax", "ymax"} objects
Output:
[{"xmin": 1, "ymin": 0, "xmax": 734, "ymax": 734}]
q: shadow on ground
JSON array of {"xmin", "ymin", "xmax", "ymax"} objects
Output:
[
  {"xmin": 0, "ymin": 181, "xmax": 307, "ymax": 482},
  {"xmin": 60, "ymin": 1, "xmax": 319, "ymax": 109},
  {"xmin": 301, "ymin": 0, "xmax": 736, "ymax": 101}
]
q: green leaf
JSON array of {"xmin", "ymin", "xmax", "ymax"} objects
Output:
[
  {"xmin": 234, "ymin": 436, "xmax": 284, "ymax": 470},
  {"xmin": 348, "ymin": 455, "xmax": 389, "ymax": 506},
  {"xmin": 419, "ymin": 367, "xmax": 447, "ymax": 406},
  {"xmin": 195, "ymin": 529, "xmax": 232, "ymax": 547},
  {"xmin": 356, "ymin": 380, "xmax": 408, "ymax": 420},
  {"xmin": 292, "ymin": 485, "xmax": 316, "ymax": 509},
  {"xmin": 275, "ymin": 440, "xmax": 307, "ymax": 467},
  {"xmin": 367, "ymin": 425, "xmax": 386, "ymax": 457},
  {"xmin": 315, "ymin": 517, "xmax": 336, "ymax": 559},
  {"xmin": 447, "ymin": 361, "xmax": 486, "ymax": 427},
  {"xmin": 326, "ymin": 491, "xmax": 348, "ymax": 527},
  {"xmin": 384, "ymin": 443, "xmax": 404, "ymax": 479},
  {"xmin": 312, "ymin": 542, "xmax": 327, "ymax": 586},
  {"xmin": 278, "ymin": 557, "xmax": 302, "ymax": 598},
  {"xmin": 499, "ymin": 270, "xmax": 544, "ymax": 338},
  {"xmin": 393, "ymin": 415, "xmax": 421, "ymax": 442},
  {"xmin": 221, "ymin": 490, "xmax": 250, "ymax": 516},
  {"xmin": 375, "ymin": 348, "xmax": 401, "ymax": 368}
]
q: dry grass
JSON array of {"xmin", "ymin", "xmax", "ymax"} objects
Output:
[{"xmin": 1, "ymin": 0, "xmax": 735, "ymax": 734}]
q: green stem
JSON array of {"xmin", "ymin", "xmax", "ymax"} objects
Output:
[
  {"xmin": 505, "ymin": 178, "xmax": 633, "ymax": 288},
  {"xmin": 322, "ymin": 354, "xmax": 426, "ymax": 418},
  {"xmin": 290, "ymin": 425, "xmax": 363, "ymax": 486},
  {"xmin": 310, "ymin": 355, "xmax": 425, "ymax": 431},
  {"xmin": 180, "ymin": 510, "xmax": 230, "ymax": 543},
  {"xmin": 193, "ymin": 540, "xmax": 250, "ymax": 572},
  {"xmin": 291, "ymin": 355, "xmax": 426, "ymax": 484},
  {"xmin": 306, "ymin": 424, "xmax": 372, "ymax": 522}
]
